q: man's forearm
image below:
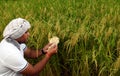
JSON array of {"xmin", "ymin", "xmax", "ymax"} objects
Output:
[
  {"xmin": 22, "ymin": 54, "xmax": 51, "ymax": 75},
  {"xmin": 33, "ymin": 54, "xmax": 51, "ymax": 73},
  {"xmin": 25, "ymin": 48, "xmax": 43, "ymax": 58}
]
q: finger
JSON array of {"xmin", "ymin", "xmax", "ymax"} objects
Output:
[
  {"xmin": 47, "ymin": 43, "xmax": 53, "ymax": 46},
  {"xmin": 56, "ymin": 50, "xmax": 58, "ymax": 53},
  {"xmin": 55, "ymin": 51, "xmax": 57, "ymax": 53},
  {"xmin": 52, "ymin": 45, "xmax": 57, "ymax": 48}
]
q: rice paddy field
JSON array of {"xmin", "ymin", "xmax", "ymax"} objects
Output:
[{"xmin": 0, "ymin": 0, "xmax": 120, "ymax": 76}]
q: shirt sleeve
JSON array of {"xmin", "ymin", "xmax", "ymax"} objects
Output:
[
  {"xmin": 20, "ymin": 43, "xmax": 27, "ymax": 52},
  {"xmin": 3, "ymin": 52, "xmax": 28, "ymax": 72}
]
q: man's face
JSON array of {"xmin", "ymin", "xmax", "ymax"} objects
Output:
[{"xmin": 19, "ymin": 31, "xmax": 30, "ymax": 43}]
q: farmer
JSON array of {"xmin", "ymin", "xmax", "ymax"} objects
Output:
[{"xmin": 0, "ymin": 18, "xmax": 58, "ymax": 76}]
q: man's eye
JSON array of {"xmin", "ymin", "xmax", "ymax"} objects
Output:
[{"xmin": 25, "ymin": 31, "xmax": 28, "ymax": 33}]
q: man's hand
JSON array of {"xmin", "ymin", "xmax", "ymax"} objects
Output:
[
  {"xmin": 46, "ymin": 44, "xmax": 58, "ymax": 58},
  {"xmin": 42, "ymin": 43, "xmax": 52, "ymax": 53},
  {"xmin": 43, "ymin": 43, "xmax": 58, "ymax": 57}
]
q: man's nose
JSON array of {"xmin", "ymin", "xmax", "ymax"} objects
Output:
[{"xmin": 27, "ymin": 32, "xmax": 30, "ymax": 36}]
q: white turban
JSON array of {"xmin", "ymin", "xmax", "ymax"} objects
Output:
[{"xmin": 3, "ymin": 18, "xmax": 31, "ymax": 39}]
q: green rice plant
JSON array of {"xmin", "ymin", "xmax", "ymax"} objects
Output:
[{"xmin": 0, "ymin": 0, "xmax": 120, "ymax": 76}]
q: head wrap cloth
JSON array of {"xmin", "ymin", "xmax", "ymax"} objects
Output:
[{"xmin": 3, "ymin": 18, "xmax": 31, "ymax": 39}]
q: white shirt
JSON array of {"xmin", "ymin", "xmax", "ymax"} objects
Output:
[{"xmin": 0, "ymin": 38, "xmax": 28, "ymax": 76}]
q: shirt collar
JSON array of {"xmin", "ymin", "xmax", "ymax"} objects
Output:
[{"xmin": 5, "ymin": 37, "xmax": 20, "ymax": 50}]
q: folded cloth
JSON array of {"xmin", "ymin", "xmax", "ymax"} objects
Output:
[{"xmin": 3, "ymin": 18, "xmax": 31, "ymax": 39}]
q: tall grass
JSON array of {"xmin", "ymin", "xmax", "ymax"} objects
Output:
[{"xmin": 0, "ymin": 0, "xmax": 120, "ymax": 76}]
